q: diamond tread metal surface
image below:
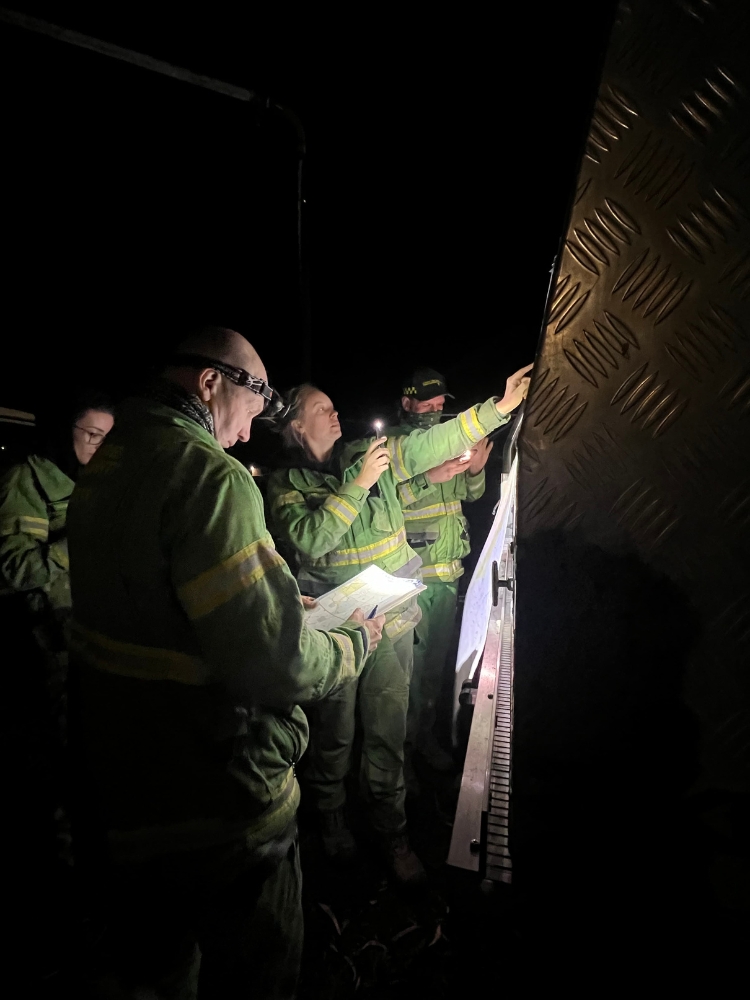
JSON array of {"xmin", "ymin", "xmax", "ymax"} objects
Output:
[{"xmin": 516, "ymin": 0, "xmax": 750, "ymax": 796}]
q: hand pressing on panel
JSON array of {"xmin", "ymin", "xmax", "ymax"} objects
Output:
[{"xmin": 496, "ymin": 364, "xmax": 533, "ymax": 416}]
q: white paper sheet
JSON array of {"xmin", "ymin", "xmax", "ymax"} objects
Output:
[
  {"xmin": 305, "ymin": 564, "xmax": 426, "ymax": 631},
  {"xmin": 455, "ymin": 456, "xmax": 517, "ymax": 680}
]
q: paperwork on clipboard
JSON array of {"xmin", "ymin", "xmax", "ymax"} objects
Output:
[{"xmin": 305, "ymin": 565, "xmax": 426, "ymax": 631}]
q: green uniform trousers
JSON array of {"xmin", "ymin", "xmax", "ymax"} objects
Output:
[
  {"xmin": 305, "ymin": 629, "xmax": 414, "ymax": 836},
  {"xmin": 408, "ymin": 580, "xmax": 459, "ymax": 745},
  {"xmin": 91, "ymin": 823, "xmax": 302, "ymax": 999}
]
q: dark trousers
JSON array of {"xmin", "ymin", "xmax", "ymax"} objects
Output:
[
  {"xmin": 90, "ymin": 822, "xmax": 302, "ymax": 1000},
  {"xmin": 408, "ymin": 580, "xmax": 459, "ymax": 744},
  {"xmin": 305, "ymin": 629, "xmax": 414, "ymax": 835}
]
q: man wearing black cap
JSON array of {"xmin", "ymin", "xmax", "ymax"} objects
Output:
[{"xmin": 391, "ymin": 368, "xmax": 494, "ymax": 775}]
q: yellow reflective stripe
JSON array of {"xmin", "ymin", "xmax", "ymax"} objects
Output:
[
  {"xmin": 384, "ymin": 599, "xmax": 421, "ymax": 639},
  {"xmin": 330, "ymin": 631, "xmax": 358, "ymax": 682},
  {"xmin": 108, "ymin": 769, "xmax": 299, "ymax": 863},
  {"xmin": 460, "ymin": 406, "xmax": 485, "ymax": 443},
  {"xmin": 70, "ymin": 621, "xmax": 209, "ymax": 685},
  {"xmin": 179, "ymin": 537, "xmax": 285, "ymax": 620},
  {"xmin": 272, "ymin": 490, "xmax": 304, "ymax": 511},
  {"xmin": 387, "ymin": 437, "xmax": 409, "ymax": 481},
  {"xmin": 403, "ymin": 500, "xmax": 462, "ymax": 521},
  {"xmin": 0, "ymin": 514, "xmax": 49, "ymax": 538},
  {"xmin": 421, "ymin": 560, "xmax": 463, "ymax": 580},
  {"xmin": 325, "ymin": 527, "xmax": 407, "ymax": 566},
  {"xmin": 398, "ymin": 481, "xmax": 419, "ymax": 505},
  {"xmin": 323, "ymin": 495, "xmax": 360, "ymax": 527}
]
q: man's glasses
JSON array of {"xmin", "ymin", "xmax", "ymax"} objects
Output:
[{"xmin": 169, "ymin": 354, "xmax": 285, "ymax": 419}]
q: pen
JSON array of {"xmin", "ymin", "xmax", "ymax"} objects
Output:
[{"xmin": 367, "ymin": 605, "xmax": 379, "ymax": 619}]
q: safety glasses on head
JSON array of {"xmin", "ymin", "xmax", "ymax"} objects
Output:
[{"xmin": 169, "ymin": 353, "xmax": 285, "ymax": 418}]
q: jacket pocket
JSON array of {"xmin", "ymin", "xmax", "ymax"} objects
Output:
[{"xmin": 368, "ymin": 497, "xmax": 392, "ymax": 534}]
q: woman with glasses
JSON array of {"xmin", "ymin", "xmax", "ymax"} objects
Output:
[
  {"xmin": 267, "ymin": 368, "xmax": 530, "ymax": 883},
  {"xmin": 0, "ymin": 393, "xmax": 113, "ymax": 864},
  {"xmin": 1, "ymin": 393, "xmax": 114, "ymax": 623},
  {"xmin": 0, "ymin": 395, "xmax": 114, "ymax": 627}
]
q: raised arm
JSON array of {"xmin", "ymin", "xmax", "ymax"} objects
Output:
[
  {"xmin": 387, "ymin": 365, "xmax": 532, "ymax": 481},
  {"xmin": 268, "ymin": 439, "xmax": 391, "ymax": 560},
  {"xmin": 268, "ymin": 474, "xmax": 370, "ymax": 561}
]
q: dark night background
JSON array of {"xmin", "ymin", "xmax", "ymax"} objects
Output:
[
  {"xmin": 0, "ymin": 2, "xmax": 617, "ymax": 461},
  {"xmin": 13, "ymin": 4, "xmax": 742, "ymax": 995}
]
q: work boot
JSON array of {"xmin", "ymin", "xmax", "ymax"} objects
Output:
[
  {"xmin": 319, "ymin": 808, "xmax": 357, "ymax": 863},
  {"xmin": 416, "ymin": 732, "xmax": 455, "ymax": 772},
  {"xmin": 385, "ymin": 833, "xmax": 427, "ymax": 884}
]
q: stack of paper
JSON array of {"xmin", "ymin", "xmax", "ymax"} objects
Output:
[{"xmin": 305, "ymin": 565, "xmax": 426, "ymax": 631}]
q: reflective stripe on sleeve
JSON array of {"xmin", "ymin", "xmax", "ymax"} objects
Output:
[
  {"xmin": 397, "ymin": 481, "xmax": 420, "ymax": 506},
  {"xmin": 178, "ymin": 537, "xmax": 285, "ymax": 620},
  {"xmin": 387, "ymin": 438, "xmax": 409, "ymax": 482},
  {"xmin": 108, "ymin": 768, "xmax": 300, "ymax": 863},
  {"xmin": 0, "ymin": 514, "xmax": 49, "ymax": 539},
  {"xmin": 70, "ymin": 621, "xmax": 210, "ymax": 685},
  {"xmin": 324, "ymin": 527, "xmax": 407, "ymax": 567},
  {"xmin": 323, "ymin": 494, "xmax": 360, "ymax": 527},
  {"xmin": 384, "ymin": 598, "xmax": 422, "ymax": 639},
  {"xmin": 272, "ymin": 490, "xmax": 304, "ymax": 511},
  {"xmin": 402, "ymin": 500, "xmax": 462, "ymax": 521},
  {"xmin": 420, "ymin": 560, "xmax": 464, "ymax": 581},
  {"xmin": 330, "ymin": 631, "xmax": 358, "ymax": 684},
  {"xmin": 459, "ymin": 406, "xmax": 486, "ymax": 444}
]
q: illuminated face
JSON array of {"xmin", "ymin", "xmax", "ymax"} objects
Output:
[
  {"xmin": 208, "ymin": 369, "xmax": 267, "ymax": 448},
  {"xmin": 73, "ymin": 409, "xmax": 114, "ymax": 465},
  {"xmin": 402, "ymin": 394, "xmax": 446, "ymax": 414},
  {"xmin": 294, "ymin": 390, "xmax": 342, "ymax": 453}
]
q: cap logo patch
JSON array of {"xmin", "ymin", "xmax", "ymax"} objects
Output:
[{"xmin": 422, "ymin": 379, "xmax": 441, "ymax": 387}]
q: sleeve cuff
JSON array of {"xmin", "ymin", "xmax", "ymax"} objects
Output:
[{"xmin": 338, "ymin": 481, "xmax": 369, "ymax": 504}]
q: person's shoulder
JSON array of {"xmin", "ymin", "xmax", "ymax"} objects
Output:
[
  {"xmin": 28, "ymin": 454, "xmax": 72, "ymax": 483},
  {"xmin": 167, "ymin": 442, "xmax": 266, "ymax": 527},
  {"xmin": 179, "ymin": 437, "xmax": 252, "ymax": 493},
  {"xmin": 2, "ymin": 455, "xmax": 65, "ymax": 490},
  {"xmin": 267, "ymin": 466, "xmax": 293, "ymax": 492},
  {"xmin": 0, "ymin": 457, "xmax": 31, "ymax": 496}
]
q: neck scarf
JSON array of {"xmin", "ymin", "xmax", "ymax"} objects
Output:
[
  {"xmin": 403, "ymin": 409, "xmax": 442, "ymax": 430},
  {"xmin": 141, "ymin": 379, "xmax": 215, "ymax": 437}
]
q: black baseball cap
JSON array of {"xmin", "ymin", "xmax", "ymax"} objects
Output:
[{"xmin": 401, "ymin": 367, "xmax": 454, "ymax": 401}]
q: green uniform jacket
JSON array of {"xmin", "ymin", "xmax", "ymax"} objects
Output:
[
  {"xmin": 67, "ymin": 397, "xmax": 369, "ymax": 863},
  {"xmin": 0, "ymin": 455, "xmax": 73, "ymax": 613},
  {"xmin": 388, "ymin": 418, "xmax": 486, "ymax": 583},
  {"xmin": 268, "ymin": 399, "xmax": 508, "ymax": 636}
]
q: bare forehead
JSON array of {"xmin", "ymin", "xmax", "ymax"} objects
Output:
[
  {"xmin": 303, "ymin": 390, "xmax": 333, "ymax": 412},
  {"xmin": 77, "ymin": 409, "xmax": 113, "ymax": 429}
]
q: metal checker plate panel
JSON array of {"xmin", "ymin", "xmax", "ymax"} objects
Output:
[{"xmin": 516, "ymin": 0, "xmax": 750, "ymax": 794}]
